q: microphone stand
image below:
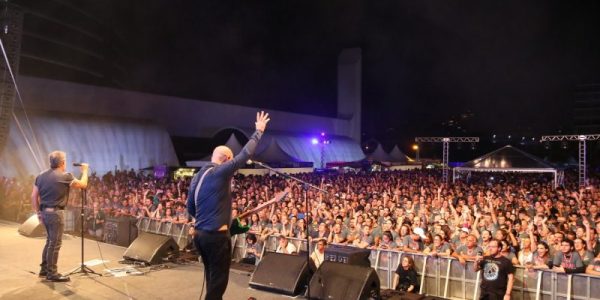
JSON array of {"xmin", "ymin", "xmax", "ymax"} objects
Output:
[
  {"xmin": 67, "ymin": 188, "xmax": 102, "ymax": 277},
  {"xmin": 252, "ymin": 161, "xmax": 327, "ymax": 299}
]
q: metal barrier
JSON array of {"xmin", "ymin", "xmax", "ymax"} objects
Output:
[
  {"xmin": 136, "ymin": 217, "xmax": 192, "ymax": 249},
  {"xmin": 232, "ymin": 234, "xmax": 600, "ymax": 300}
]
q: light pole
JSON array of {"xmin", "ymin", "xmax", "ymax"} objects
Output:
[
  {"xmin": 313, "ymin": 132, "xmax": 330, "ymax": 169},
  {"xmin": 412, "ymin": 144, "xmax": 420, "ymax": 162}
]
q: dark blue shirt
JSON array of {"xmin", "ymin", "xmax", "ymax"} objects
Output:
[
  {"xmin": 187, "ymin": 130, "xmax": 262, "ymax": 231},
  {"xmin": 35, "ymin": 168, "xmax": 75, "ymax": 209}
]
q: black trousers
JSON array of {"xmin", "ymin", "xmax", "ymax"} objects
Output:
[
  {"xmin": 193, "ymin": 230, "xmax": 232, "ymax": 300},
  {"xmin": 480, "ymin": 290, "xmax": 507, "ymax": 300}
]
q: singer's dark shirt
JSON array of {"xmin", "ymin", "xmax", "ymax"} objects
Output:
[
  {"xmin": 187, "ymin": 130, "xmax": 262, "ymax": 231},
  {"xmin": 35, "ymin": 168, "xmax": 75, "ymax": 209}
]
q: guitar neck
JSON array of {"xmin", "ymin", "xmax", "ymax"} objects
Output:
[{"xmin": 237, "ymin": 190, "xmax": 288, "ymax": 220}]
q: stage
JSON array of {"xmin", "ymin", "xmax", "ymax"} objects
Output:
[{"xmin": 0, "ymin": 219, "xmax": 297, "ymax": 300}]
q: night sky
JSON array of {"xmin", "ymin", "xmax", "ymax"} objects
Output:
[{"xmin": 106, "ymin": 1, "xmax": 600, "ymax": 148}]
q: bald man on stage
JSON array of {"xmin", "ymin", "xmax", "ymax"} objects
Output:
[{"xmin": 187, "ymin": 111, "xmax": 270, "ymax": 300}]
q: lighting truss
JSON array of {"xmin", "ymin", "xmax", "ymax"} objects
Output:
[
  {"xmin": 540, "ymin": 134, "xmax": 600, "ymax": 187},
  {"xmin": 414, "ymin": 137, "xmax": 480, "ymax": 183}
]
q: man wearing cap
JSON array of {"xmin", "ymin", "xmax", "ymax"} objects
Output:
[{"xmin": 403, "ymin": 228, "xmax": 424, "ymax": 253}]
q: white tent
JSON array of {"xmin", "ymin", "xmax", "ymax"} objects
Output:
[
  {"xmin": 388, "ymin": 145, "xmax": 410, "ymax": 163},
  {"xmin": 367, "ymin": 143, "xmax": 393, "ymax": 162},
  {"xmin": 453, "ymin": 145, "xmax": 560, "ymax": 188}
]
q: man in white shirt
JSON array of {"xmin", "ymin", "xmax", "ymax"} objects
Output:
[
  {"xmin": 311, "ymin": 239, "xmax": 327, "ymax": 268},
  {"xmin": 276, "ymin": 235, "xmax": 297, "ymax": 254}
]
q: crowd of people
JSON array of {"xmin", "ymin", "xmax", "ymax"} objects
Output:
[{"xmin": 2, "ymin": 168, "xmax": 600, "ymax": 278}]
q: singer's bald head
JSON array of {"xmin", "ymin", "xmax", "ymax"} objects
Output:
[{"xmin": 212, "ymin": 146, "xmax": 233, "ymax": 164}]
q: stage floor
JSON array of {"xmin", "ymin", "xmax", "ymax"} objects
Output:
[{"xmin": 0, "ymin": 220, "xmax": 298, "ymax": 300}]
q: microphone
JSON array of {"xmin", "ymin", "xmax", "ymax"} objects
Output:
[
  {"xmin": 72, "ymin": 162, "xmax": 85, "ymax": 167},
  {"xmin": 246, "ymin": 159, "xmax": 266, "ymax": 167}
]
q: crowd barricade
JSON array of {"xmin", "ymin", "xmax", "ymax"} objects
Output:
[
  {"xmin": 136, "ymin": 217, "xmax": 192, "ymax": 249},
  {"xmin": 63, "ymin": 208, "xmax": 77, "ymax": 232},
  {"xmin": 232, "ymin": 234, "xmax": 600, "ymax": 300}
]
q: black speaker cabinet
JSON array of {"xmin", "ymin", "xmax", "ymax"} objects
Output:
[
  {"xmin": 105, "ymin": 216, "xmax": 138, "ymax": 247},
  {"xmin": 309, "ymin": 261, "xmax": 380, "ymax": 300},
  {"xmin": 18, "ymin": 215, "xmax": 46, "ymax": 237},
  {"xmin": 249, "ymin": 252, "xmax": 313, "ymax": 296},
  {"xmin": 122, "ymin": 232, "xmax": 179, "ymax": 264},
  {"xmin": 325, "ymin": 244, "xmax": 372, "ymax": 267}
]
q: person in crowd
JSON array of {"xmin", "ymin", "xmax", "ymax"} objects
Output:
[
  {"xmin": 453, "ymin": 234, "xmax": 484, "ymax": 265},
  {"xmin": 86, "ymin": 202, "xmax": 105, "ymax": 240},
  {"xmin": 424, "ymin": 234, "xmax": 451, "ymax": 257},
  {"xmin": 500, "ymin": 240, "xmax": 520, "ymax": 266},
  {"xmin": 517, "ymin": 233, "xmax": 534, "ymax": 266},
  {"xmin": 393, "ymin": 256, "xmax": 420, "ymax": 293},
  {"xmin": 586, "ymin": 252, "xmax": 600, "ymax": 276},
  {"xmin": 241, "ymin": 234, "xmax": 261, "ymax": 265},
  {"xmin": 276, "ymin": 235, "xmax": 297, "ymax": 254},
  {"xmin": 526, "ymin": 241, "xmax": 553, "ymax": 270},
  {"xmin": 379, "ymin": 230, "xmax": 397, "ymax": 250},
  {"xmin": 310, "ymin": 238, "xmax": 327, "ymax": 268},
  {"xmin": 574, "ymin": 238, "xmax": 595, "ymax": 266},
  {"xmin": 475, "ymin": 239, "xmax": 515, "ymax": 300},
  {"xmin": 552, "ymin": 239, "xmax": 585, "ymax": 273}
]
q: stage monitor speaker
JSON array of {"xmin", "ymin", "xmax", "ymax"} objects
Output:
[
  {"xmin": 309, "ymin": 261, "xmax": 380, "ymax": 300},
  {"xmin": 249, "ymin": 252, "xmax": 313, "ymax": 296},
  {"xmin": 325, "ymin": 244, "xmax": 371, "ymax": 267},
  {"xmin": 18, "ymin": 215, "xmax": 46, "ymax": 237},
  {"xmin": 122, "ymin": 232, "xmax": 179, "ymax": 264}
]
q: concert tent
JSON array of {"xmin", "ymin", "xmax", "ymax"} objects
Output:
[
  {"xmin": 453, "ymin": 145, "xmax": 560, "ymax": 188},
  {"xmin": 388, "ymin": 145, "xmax": 410, "ymax": 164},
  {"xmin": 272, "ymin": 132, "xmax": 365, "ymax": 168},
  {"xmin": 186, "ymin": 133, "xmax": 243, "ymax": 167},
  {"xmin": 0, "ymin": 111, "xmax": 178, "ymax": 177},
  {"xmin": 252, "ymin": 137, "xmax": 310, "ymax": 167},
  {"xmin": 366, "ymin": 143, "xmax": 393, "ymax": 163},
  {"xmin": 223, "ymin": 133, "xmax": 243, "ymax": 155},
  {"xmin": 187, "ymin": 130, "xmax": 364, "ymax": 168}
]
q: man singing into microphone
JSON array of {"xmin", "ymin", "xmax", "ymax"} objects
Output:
[
  {"xmin": 31, "ymin": 151, "xmax": 88, "ymax": 282},
  {"xmin": 187, "ymin": 111, "xmax": 270, "ymax": 300}
]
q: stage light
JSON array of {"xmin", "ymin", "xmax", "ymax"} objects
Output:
[{"xmin": 311, "ymin": 138, "xmax": 318, "ymax": 145}]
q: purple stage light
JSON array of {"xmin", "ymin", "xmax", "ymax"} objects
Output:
[{"xmin": 311, "ymin": 138, "xmax": 319, "ymax": 145}]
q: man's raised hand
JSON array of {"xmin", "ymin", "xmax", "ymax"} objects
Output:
[{"xmin": 255, "ymin": 111, "xmax": 270, "ymax": 132}]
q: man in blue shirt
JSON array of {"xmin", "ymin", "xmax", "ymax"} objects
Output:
[
  {"xmin": 187, "ymin": 111, "xmax": 269, "ymax": 300},
  {"xmin": 31, "ymin": 151, "xmax": 88, "ymax": 282}
]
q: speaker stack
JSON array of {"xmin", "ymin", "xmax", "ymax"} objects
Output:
[{"xmin": 249, "ymin": 247, "xmax": 381, "ymax": 300}]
